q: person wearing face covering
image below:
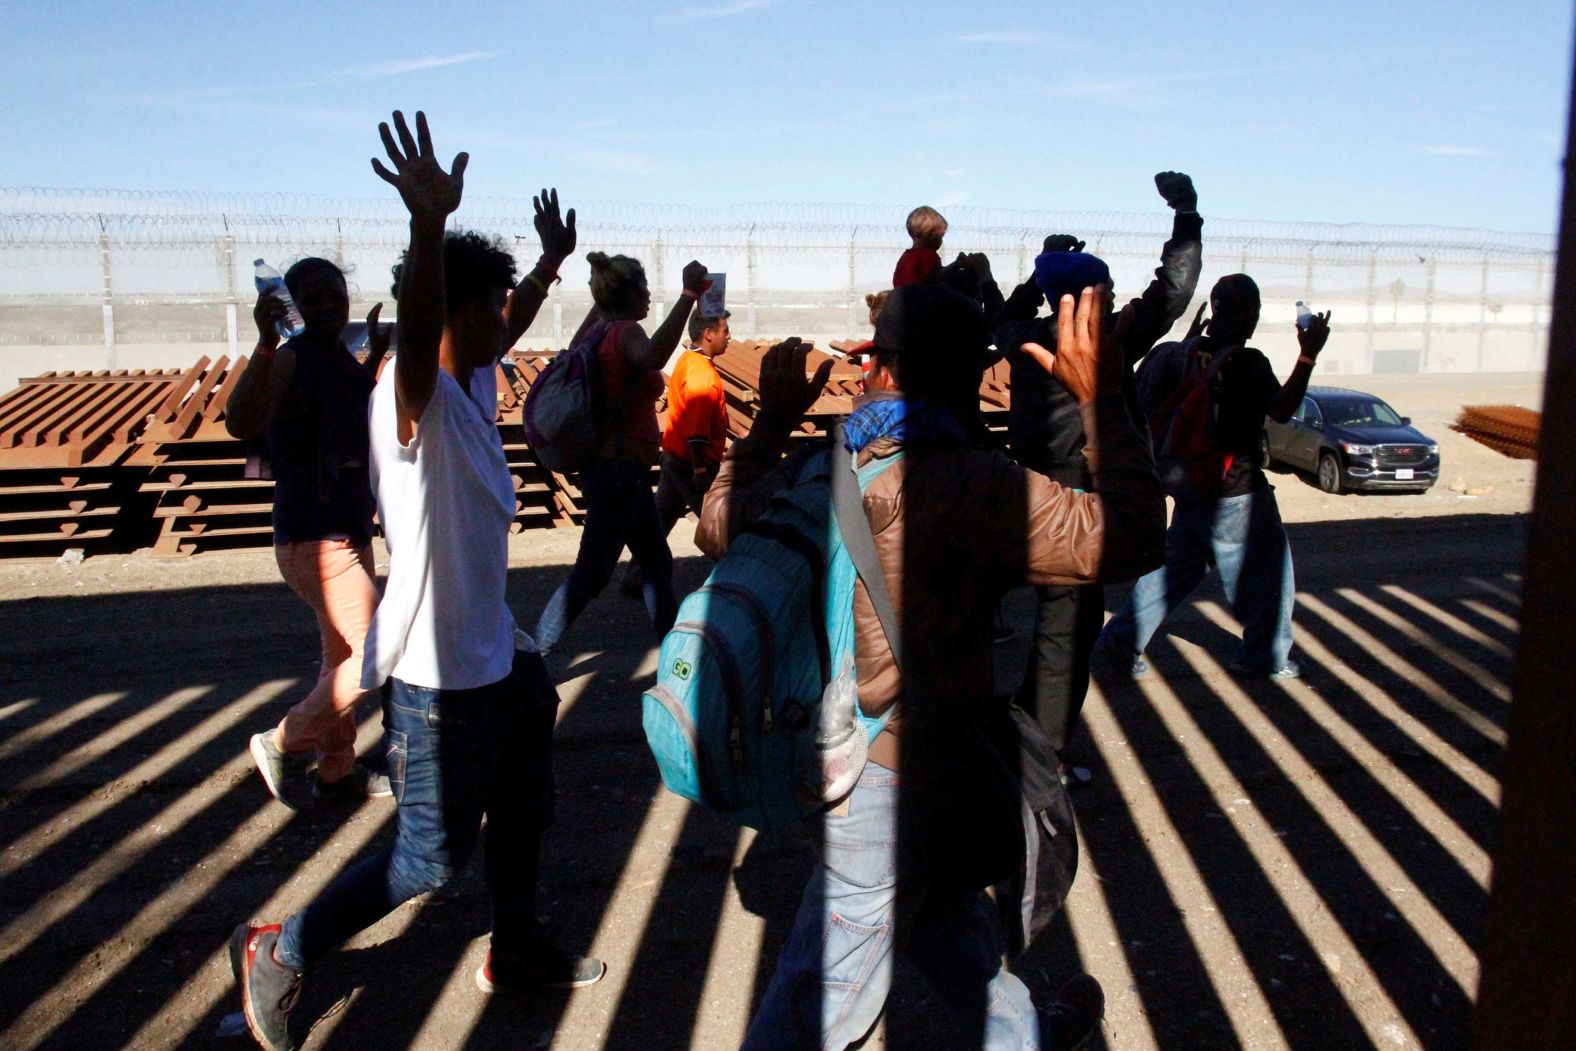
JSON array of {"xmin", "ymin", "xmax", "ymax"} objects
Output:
[{"xmin": 992, "ymin": 172, "xmax": 1202, "ymax": 785}]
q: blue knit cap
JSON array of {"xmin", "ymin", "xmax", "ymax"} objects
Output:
[{"xmin": 1033, "ymin": 251, "xmax": 1111, "ymax": 304}]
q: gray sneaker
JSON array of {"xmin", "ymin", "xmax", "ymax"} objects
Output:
[
  {"xmin": 312, "ymin": 763, "xmax": 393, "ymax": 802},
  {"xmin": 231, "ymin": 923, "xmax": 302, "ymax": 1051},
  {"xmin": 1229, "ymin": 658, "xmax": 1302, "ymax": 680},
  {"xmin": 249, "ymin": 732, "xmax": 315, "ymax": 811},
  {"xmin": 1093, "ymin": 638, "xmax": 1148, "ymax": 678}
]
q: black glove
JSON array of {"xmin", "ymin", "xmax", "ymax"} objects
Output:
[
  {"xmin": 1154, "ymin": 171, "xmax": 1197, "ymax": 212},
  {"xmin": 1003, "ymin": 280, "xmax": 1045, "ymax": 317},
  {"xmin": 1041, "ymin": 234, "xmax": 1085, "ymax": 253}
]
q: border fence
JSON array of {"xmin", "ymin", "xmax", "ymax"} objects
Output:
[{"xmin": 0, "ymin": 187, "xmax": 1554, "ymax": 390}]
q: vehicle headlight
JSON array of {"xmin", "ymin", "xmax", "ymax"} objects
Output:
[
  {"xmin": 1341, "ymin": 442, "xmax": 1375, "ymax": 456},
  {"xmin": 1428, "ymin": 444, "xmax": 1439, "ymax": 454}
]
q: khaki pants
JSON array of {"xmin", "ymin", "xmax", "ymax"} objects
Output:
[{"xmin": 273, "ymin": 539, "xmax": 378, "ymax": 781}]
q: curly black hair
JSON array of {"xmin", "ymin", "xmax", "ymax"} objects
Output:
[{"xmin": 390, "ymin": 230, "xmax": 518, "ymax": 320}]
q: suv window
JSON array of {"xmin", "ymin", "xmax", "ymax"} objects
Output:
[{"xmin": 1300, "ymin": 397, "xmax": 1322, "ymax": 424}]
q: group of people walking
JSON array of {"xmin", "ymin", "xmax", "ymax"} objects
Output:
[{"xmin": 224, "ymin": 109, "xmax": 1332, "ymax": 1051}]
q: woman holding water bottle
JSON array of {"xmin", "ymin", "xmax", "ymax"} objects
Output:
[{"xmin": 225, "ymin": 257, "xmax": 393, "ymax": 810}]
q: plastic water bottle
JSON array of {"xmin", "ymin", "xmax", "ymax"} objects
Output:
[
  {"xmin": 253, "ymin": 259, "xmax": 306, "ymax": 340},
  {"xmin": 1295, "ymin": 300, "xmax": 1314, "ymax": 331}
]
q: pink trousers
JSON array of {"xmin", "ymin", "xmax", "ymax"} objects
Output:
[{"xmin": 272, "ymin": 539, "xmax": 378, "ymax": 781}]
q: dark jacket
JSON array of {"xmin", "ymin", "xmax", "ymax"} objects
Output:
[
  {"xmin": 995, "ymin": 210, "xmax": 1203, "ymax": 487},
  {"xmin": 696, "ymin": 393, "xmax": 1164, "ymax": 773}
]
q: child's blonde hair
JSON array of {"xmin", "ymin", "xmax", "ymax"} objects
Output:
[
  {"xmin": 865, "ymin": 290, "xmax": 891, "ymax": 327},
  {"xmin": 905, "ymin": 206, "xmax": 948, "ymax": 249}
]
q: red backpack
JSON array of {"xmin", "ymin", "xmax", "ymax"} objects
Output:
[{"xmin": 1146, "ymin": 338, "xmax": 1239, "ymax": 497}]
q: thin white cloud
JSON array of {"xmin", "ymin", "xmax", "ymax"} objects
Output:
[
  {"xmin": 957, "ymin": 30, "xmax": 1066, "ymax": 46},
  {"xmin": 1413, "ymin": 144, "xmax": 1490, "ymax": 157},
  {"xmin": 662, "ymin": 0, "xmax": 779, "ymax": 23},
  {"xmin": 333, "ymin": 51, "xmax": 502, "ymax": 79}
]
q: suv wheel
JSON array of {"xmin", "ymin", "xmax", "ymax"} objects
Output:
[{"xmin": 1317, "ymin": 451, "xmax": 1342, "ymax": 494}]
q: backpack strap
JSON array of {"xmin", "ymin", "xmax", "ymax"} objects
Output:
[{"xmin": 830, "ymin": 424, "xmax": 902, "ymax": 667}]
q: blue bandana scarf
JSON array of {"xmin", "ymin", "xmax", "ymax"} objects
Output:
[{"xmin": 842, "ymin": 394, "xmax": 968, "ymax": 453}]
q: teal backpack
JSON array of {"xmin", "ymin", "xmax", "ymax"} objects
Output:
[{"xmin": 641, "ymin": 435, "xmax": 901, "ymax": 831}]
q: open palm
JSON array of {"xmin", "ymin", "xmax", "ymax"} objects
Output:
[{"xmin": 371, "ymin": 110, "xmax": 467, "ymax": 222}]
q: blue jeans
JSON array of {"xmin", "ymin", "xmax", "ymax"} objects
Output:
[
  {"xmin": 276, "ymin": 650, "xmax": 558, "ymax": 969},
  {"xmin": 1101, "ymin": 486, "xmax": 1296, "ymax": 672},
  {"xmin": 743, "ymin": 763, "xmax": 1042, "ymax": 1051},
  {"xmin": 535, "ymin": 458, "xmax": 677, "ymax": 652}
]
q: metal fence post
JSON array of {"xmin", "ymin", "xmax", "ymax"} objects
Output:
[
  {"xmin": 97, "ymin": 217, "xmax": 115, "ymax": 370},
  {"xmin": 1531, "ymin": 254, "xmax": 1546, "ymax": 367},
  {"xmin": 846, "ymin": 228, "xmax": 858, "ymax": 337},
  {"xmin": 1421, "ymin": 256, "xmax": 1437, "ymax": 370},
  {"xmin": 746, "ymin": 225, "xmax": 757, "ymax": 339},
  {"xmin": 1304, "ymin": 246, "xmax": 1315, "ymax": 302},
  {"xmin": 1364, "ymin": 248, "xmax": 1378, "ymax": 373},
  {"xmin": 651, "ymin": 233, "xmax": 664, "ymax": 300},
  {"xmin": 220, "ymin": 230, "xmax": 239, "ymax": 358},
  {"xmin": 553, "ymin": 297, "xmax": 563, "ymax": 347},
  {"xmin": 1477, "ymin": 256, "xmax": 1491, "ymax": 371}
]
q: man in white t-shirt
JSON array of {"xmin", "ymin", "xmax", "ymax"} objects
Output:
[{"xmin": 231, "ymin": 111, "xmax": 602, "ymax": 1051}]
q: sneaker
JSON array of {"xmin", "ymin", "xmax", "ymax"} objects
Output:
[
  {"xmin": 1041, "ymin": 972, "xmax": 1105, "ymax": 1050},
  {"xmin": 312, "ymin": 763, "xmax": 393, "ymax": 802},
  {"xmin": 475, "ymin": 942, "xmax": 607, "ymax": 992},
  {"xmin": 249, "ymin": 732, "xmax": 315, "ymax": 811},
  {"xmin": 1228, "ymin": 658, "xmax": 1302, "ymax": 680},
  {"xmin": 231, "ymin": 923, "xmax": 302, "ymax": 1051},
  {"xmin": 1093, "ymin": 639, "xmax": 1148, "ymax": 678}
]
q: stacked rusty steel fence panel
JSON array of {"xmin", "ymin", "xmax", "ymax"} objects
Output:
[
  {"xmin": 0, "ymin": 368, "xmax": 189, "ymax": 555},
  {"xmin": 136, "ymin": 356, "xmax": 279, "ymax": 556},
  {"xmin": 0, "ymin": 340, "xmax": 1017, "ymax": 558},
  {"xmin": 1453, "ymin": 405, "xmax": 1541, "ymax": 460}
]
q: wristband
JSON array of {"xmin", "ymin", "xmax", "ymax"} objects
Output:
[
  {"xmin": 524, "ymin": 272, "xmax": 551, "ymax": 296},
  {"xmin": 253, "ymin": 341, "xmax": 277, "ymax": 360},
  {"xmin": 533, "ymin": 260, "xmax": 561, "ymax": 284},
  {"xmin": 1297, "ymin": 354, "xmax": 1317, "ymax": 367},
  {"xmin": 680, "ymin": 288, "xmax": 700, "ymax": 301}
]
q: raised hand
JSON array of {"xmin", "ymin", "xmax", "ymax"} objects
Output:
[
  {"xmin": 1297, "ymin": 310, "xmax": 1332, "ymax": 359},
  {"xmin": 371, "ymin": 110, "xmax": 467, "ymax": 223},
  {"xmin": 1154, "ymin": 171, "xmax": 1197, "ymax": 212},
  {"xmin": 756, "ymin": 337, "xmax": 833, "ymax": 426},
  {"xmin": 533, "ymin": 187, "xmax": 577, "ymax": 270},
  {"xmin": 253, "ymin": 290, "xmax": 288, "ymax": 352},
  {"xmin": 363, "ymin": 302, "xmax": 392, "ymax": 370},
  {"xmin": 1042, "ymin": 234, "xmax": 1086, "ymax": 254},
  {"xmin": 954, "ymin": 251, "xmax": 994, "ymax": 281},
  {"xmin": 1020, "ymin": 285, "xmax": 1126, "ymax": 405},
  {"xmin": 682, "ymin": 260, "xmax": 711, "ymax": 295},
  {"xmin": 1184, "ymin": 301, "xmax": 1208, "ymax": 341}
]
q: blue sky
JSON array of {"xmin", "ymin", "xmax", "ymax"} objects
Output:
[{"xmin": 3, "ymin": 0, "xmax": 1571, "ymax": 232}]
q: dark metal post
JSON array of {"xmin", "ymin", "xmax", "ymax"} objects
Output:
[{"xmin": 1471, "ymin": 25, "xmax": 1576, "ymax": 1051}]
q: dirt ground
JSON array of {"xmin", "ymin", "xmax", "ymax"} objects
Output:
[{"xmin": 0, "ymin": 373, "xmax": 1538, "ymax": 1049}]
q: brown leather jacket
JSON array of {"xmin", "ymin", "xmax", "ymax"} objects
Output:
[{"xmin": 696, "ymin": 393, "xmax": 1165, "ymax": 773}]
